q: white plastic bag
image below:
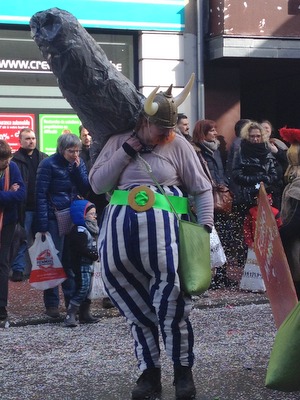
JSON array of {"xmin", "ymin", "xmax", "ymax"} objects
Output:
[
  {"xmin": 240, "ymin": 247, "xmax": 266, "ymax": 293},
  {"xmin": 88, "ymin": 260, "xmax": 105, "ymax": 300},
  {"xmin": 210, "ymin": 226, "xmax": 227, "ymax": 269},
  {"xmin": 28, "ymin": 232, "xmax": 67, "ymax": 290}
]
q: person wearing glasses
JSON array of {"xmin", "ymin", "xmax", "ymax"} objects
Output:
[
  {"xmin": 35, "ymin": 133, "xmax": 91, "ymax": 318},
  {"xmin": 64, "ymin": 199, "xmax": 100, "ymax": 327}
]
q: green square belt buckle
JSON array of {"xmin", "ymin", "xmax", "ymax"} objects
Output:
[{"xmin": 128, "ymin": 185, "xmax": 155, "ymax": 212}]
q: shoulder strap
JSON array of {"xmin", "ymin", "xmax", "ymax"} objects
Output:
[{"xmin": 136, "ymin": 154, "xmax": 180, "ymax": 220}]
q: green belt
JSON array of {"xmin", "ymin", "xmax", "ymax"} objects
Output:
[{"xmin": 110, "ymin": 188, "xmax": 188, "ymax": 214}]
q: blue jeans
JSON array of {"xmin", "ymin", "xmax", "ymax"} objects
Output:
[
  {"xmin": 70, "ymin": 264, "xmax": 92, "ymax": 306},
  {"xmin": 43, "ymin": 219, "xmax": 76, "ymax": 309},
  {"xmin": 11, "ymin": 211, "xmax": 36, "ymax": 273}
]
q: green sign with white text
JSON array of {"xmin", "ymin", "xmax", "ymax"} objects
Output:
[{"xmin": 39, "ymin": 114, "xmax": 81, "ymax": 155}]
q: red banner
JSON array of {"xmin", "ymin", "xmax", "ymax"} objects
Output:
[
  {"xmin": 0, "ymin": 114, "xmax": 35, "ymax": 152},
  {"xmin": 254, "ymin": 183, "xmax": 298, "ymax": 328}
]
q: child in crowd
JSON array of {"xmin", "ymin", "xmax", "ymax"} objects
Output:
[
  {"xmin": 243, "ymin": 193, "xmax": 282, "ymax": 248},
  {"xmin": 64, "ymin": 199, "xmax": 100, "ymax": 327}
]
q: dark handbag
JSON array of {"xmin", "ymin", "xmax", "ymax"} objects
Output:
[
  {"xmin": 213, "ymin": 184, "xmax": 233, "ymax": 214},
  {"xmin": 54, "ymin": 207, "xmax": 73, "ymax": 236},
  {"xmin": 137, "ymin": 155, "xmax": 211, "ymax": 295},
  {"xmin": 195, "ymin": 149, "xmax": 232, "ymax": 214}
]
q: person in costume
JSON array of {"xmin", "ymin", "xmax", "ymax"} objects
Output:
[
  {"xmin": 279, "ymin": 127, "xmax": 300, "ymax": 299},
  {"xmin": 89, "ymin": 74, "xmax": 214, "ymax": 400},
  {"xmin": 64, "ymin": 199, "xmax": 100, "ymax": 327}
]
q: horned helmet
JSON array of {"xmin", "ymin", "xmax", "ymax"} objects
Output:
[{"xmin": 143, "ymin": 73, "xmax": 195, "ymax": 128}]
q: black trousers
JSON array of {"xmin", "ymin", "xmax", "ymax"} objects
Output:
[{"xmin": 0, "ymin": 223, "xmax": 16, "ymax": 307}]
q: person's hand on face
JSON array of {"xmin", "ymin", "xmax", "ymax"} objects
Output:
[
  {"xmin": 64, "ymin": 148, "xmax": 80, "ymax": 166},
  {"xmin": 74, "ymin": 155, "xmax": 81, "ymax": 167}
]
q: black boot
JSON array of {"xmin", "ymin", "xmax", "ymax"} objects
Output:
[
  {"xmin": 0, "ymin": 306, "xmax": 8, "ymax": 320},
  {"xmin": 79, "ymin": 302, "xmax": 99, "ymax": 324},
  {"xmin": 64, "ymin": 304, "xmax": 79, "ymax": 328},
  {"xmin": 173, "ymin": 366, "xmax": 196, "ymax": 400},
  {"xmin": 131, "ymin": 367, "xmax": 162, "ymax": 399}
]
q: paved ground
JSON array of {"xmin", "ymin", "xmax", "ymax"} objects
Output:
[
  {"xmin": 4, "ymin": 276, "xmax": 269, "ymax": 326},
  {"xmin": 2, "ymin": 270, "xmax": 300, "ymax": 399}
]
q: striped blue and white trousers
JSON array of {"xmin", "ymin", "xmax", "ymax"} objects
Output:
[{"xmin": 98, "ymin": 201, "xmax": 194, "ymax": 371}]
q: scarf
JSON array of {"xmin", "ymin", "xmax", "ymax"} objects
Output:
[
  {"xmin": 241, "ymin": 140, "xmax": 270, "ymax": 161},
  {"xmin": 203, "ymin": 140, "xmax": 220, "ymax": 152},
  {"xmin": 85, "ymin": 219, "xmax": 99, "ymax": 236}
]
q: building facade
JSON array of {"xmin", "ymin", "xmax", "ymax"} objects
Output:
[
  {"xmin": 206, "ymin": 0, "xmax": 300, "ymax": 149},
  {"xmin": 0, "ymin": 0, "xmax": 196, "ymax": 153},
  {"xmin": 1, "ymin": 0, "xmax": 300, "ymax": 154}
]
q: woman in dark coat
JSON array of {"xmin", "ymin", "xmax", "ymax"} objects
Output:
[
  {"xmin": 36, "ymin": 133, "xmax": 91, "ymax": 318},
  {"xmin": 232, "ymin": 121, "xmax": 278, "ymax": 209},
  {"xmin": 192, "ymin": 119, "xmax": 233, "ymax": 288},
  {"xmin": 232, "ymin": 121, "xmax": 278, "ymax": 270}
]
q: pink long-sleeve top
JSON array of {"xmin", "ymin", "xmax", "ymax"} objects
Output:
[{"xmin": 89, "ymin": 132, "xmax": 214, "ymax": 227}]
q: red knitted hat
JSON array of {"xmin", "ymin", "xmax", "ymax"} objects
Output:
[{"xmin": 279, "ymin": 127, "xmax": 300, "ymax": 144}]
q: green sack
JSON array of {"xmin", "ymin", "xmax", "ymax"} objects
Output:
[
  {"xmin": 265, "ymin": 301, "xmax": 300, "ymax": 392},
  {"xmin": 178, "ymin": 219, "xmax": 211, "ymax": 296}
]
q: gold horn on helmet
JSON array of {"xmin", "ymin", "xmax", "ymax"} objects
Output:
[
  {"xmin": 143, "ymin": 86, "xmax": 160, "ymax": 116},
  {"xmin": 174, "ymin": 73, "xmax": 195, "ymax": 107},
  {"xmin": 143, "ymin": 73, "xmax": 195, "ymax": 128}
]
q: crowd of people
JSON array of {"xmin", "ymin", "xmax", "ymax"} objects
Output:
[{"xmin": 0, "ymin": 81, "xmax": 298, "ymax": 399}]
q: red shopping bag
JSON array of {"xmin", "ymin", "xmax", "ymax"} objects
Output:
[{"xmin": 29, "ymin": 232, "xmax": 67, "ymax": 290}]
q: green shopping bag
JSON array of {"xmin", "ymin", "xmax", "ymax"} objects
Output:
[
  {"xmin": 178, "ymin": 220, "xmax": 211, "ymax": 296},
  {"xmin": 265, "ymin": 301, "xmax": 300, "ymax": 392}
]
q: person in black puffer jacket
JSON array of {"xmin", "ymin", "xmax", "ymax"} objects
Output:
[
  {"xmin": 232, "ymin": 121, "xmax": 278, "ymax": 270},
  {"xmin": 35, "ymin": 133, "xmax": 91, "ymax": 318},
  {"xmin": 232, "ymin": 121, "xmax": 278, "ymax": 209}
]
